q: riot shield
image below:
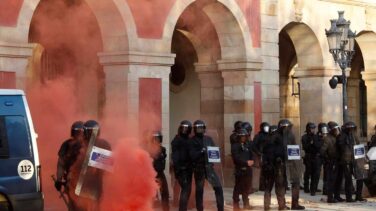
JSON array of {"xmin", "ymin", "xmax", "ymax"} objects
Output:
[
  {"xmin": 75, "ymin": 128, "xmax": 100, "ymax": 200},
  {"xmin": 287, "ymin": 145, "xmax": 303, "ymax": 184},
  {"xmin": 206, "ymin": 129, "xmax": 224, "ymax": 188},
  {"xmin": 353, "ymin": 144, "xmax": 368, "ymax": 180}
]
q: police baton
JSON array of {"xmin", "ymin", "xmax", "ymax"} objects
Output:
[{"xmin": 51, "ymin": 175, "xmax": 70, "ymax": 210}]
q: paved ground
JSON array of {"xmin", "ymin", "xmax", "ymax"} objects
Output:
[{"xmin": 158, "ymin": 187, "xmax": 376, "ymax": 211}]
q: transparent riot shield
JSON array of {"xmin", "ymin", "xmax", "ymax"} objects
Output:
[
  {"xmin": 354, "ymin": 144, "xmax": 368, "ymax": 180},
  {"xmin": 287, "ymin": 145, "xmax": 303, "ymax": 184},
  {"xmin": 75, "ymin": 128, "xmax": 100, "ymax": 200},
  {"xmin": 206, "ymin": 129, "xmax": 224, "ymax": 187}
]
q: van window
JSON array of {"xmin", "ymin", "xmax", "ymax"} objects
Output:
[
  {"xmin": 0, "ymin": 116, "xmax": 32, "ymax": 158},
  {"xmin": 0, "ymin": 116, "xmax": 9, "ymax": 158}
]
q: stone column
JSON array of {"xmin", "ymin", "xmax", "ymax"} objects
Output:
[
  {"xmin": 0, "ymin": 42, "xmax": 36, "ymax": 89},
  {"xmin": 99, "ymin": 51, "xmax": 175, "ymax": 143},
  {"xmin": 294, "ymin": 67, "xmax": 343, "ymax": 136},
  {"xmin": 219, "ymin": 60, "xmax": 262, "ymax": 187},
  {"xmin": 347, "ymin": 77, "xmax": 361, "ymax": 126},
  {"xmin": 195, "ymin": 63, "xmax": 224, "ymax": 151},
  {"xmin": 362, "ymin": 71, "xmax": 376, "ymax": 138}
]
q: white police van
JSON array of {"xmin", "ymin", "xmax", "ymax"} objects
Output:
[{"xmin": 0, "ymin": 89, "xmax": 43, "ymax": 211}]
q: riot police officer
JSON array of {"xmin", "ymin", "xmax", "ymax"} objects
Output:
[
  {"xmin": 189, "ymin": 120, "xmax": 224, "ymax": 211},
  {"xmin": 152, "ymin": 131, "xmax": 169, "ymax": 211},
  {"xmin": 231, "ymin": 121, "xmax": 243, "ymax": 144},
  {"xmin": 73, "ymin": 120, "xmax": 111, "ymax": 210},
  {"xmin": 279, "ymin": 119, "xmax": 305, "ymax": 210},
  {"xmin": 336, "ymin": 121, "xmax": 364, "ymax": 202},
  {"xmin": 262, "ymin": 123, "xmax": 286, "ymax": 210},
  {"xmin": 231, "ymin": 128, "xmax": 254, "ymax": 210},
  {"xmin": 55, "ymin": 121, "xmax": 84, "ymax": 210},
  {"xmin": 242, "ymin": 122, "xmax": 253, "ymax": 139},
  {"xmin": 320, "ymin": 122, "xmax": 340, "ymax": 203},
  {"xmin": 302, "ymin": 122, "xmax": 322, "ymax": 195},
  {"xmin": 317, "ymin": 123, "xmax": 328, "ymax": 195},
  {"xmin": 171, "ymin": 120, "xmax": 193, "ymax": 211},
  {"xmin": 253, "ymin": 122, "xmax": 270, "ymax": 191}
]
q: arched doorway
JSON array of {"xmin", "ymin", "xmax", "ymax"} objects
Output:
[
  {"xmin": 27, "ymin": 0, "xmax": 105, "ymax": 209},
  {"xmin": 169, "ymin": 2, "xmax": 221, "ymax": 142},
  {"xmin": 279, "ymin": 27, "xmax": 301, "ymax": 137},
  {"xmin": 355, "ymin": 31, "xmax": 376, "ymax": 139},
  {"xmin": 28, "ymin": 0, "xmax": 104, "ymax": 116},
  {"xmin": 348, "ymin": 42, "xmax": 367, "ymax": 140},
  {"xmin": 279, "ymin": 22, "xmax": 335, "ymax": 138}
]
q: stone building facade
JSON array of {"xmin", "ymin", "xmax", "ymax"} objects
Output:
[{"xmin": 1, "ymin": 0, "xmax": 376, "ymax": 185}]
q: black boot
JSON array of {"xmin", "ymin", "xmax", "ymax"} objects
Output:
[
  {"xmin": 356, "ymin": 196, "xmax": 367, "ymax": 202},
  {"xmin": 291, "ymin": 205, "xmax": 305, "ymax": 210}
]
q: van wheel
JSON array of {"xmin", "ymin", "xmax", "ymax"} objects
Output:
[{"xmin": 0, "ymin": 195, "xmax": 10, "ymax": 211}]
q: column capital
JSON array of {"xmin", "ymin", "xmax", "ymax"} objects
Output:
[
  {"xmin": 98, "ymin": 51, "xmax": 175, "ymax": 67},
  {"xmin": 294, "ymin": 66, "xmax": 340, "ymax": 78},
  {"xmin": 361, "ymin": 71, "xmax": 376, "ymax": 81},
  {"xmin": 217, "ymin": 59, "xmax": 263, "ymax": 72},
  {"xmin": 0, "ymin": 42, "xmax": 36, "ymax": 58},
  {"xmin": 194, "ymin": 63, "xmax": 218, "ymax": 73}
]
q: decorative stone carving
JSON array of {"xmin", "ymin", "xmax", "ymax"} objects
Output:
[{"xmin": 294, "ymin": 0, "xmax": 304, "ymax": 22}]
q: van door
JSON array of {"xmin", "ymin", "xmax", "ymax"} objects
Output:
[{"xmin": 0, "ymin": 96, "xmax": 38, "ymax": 195}]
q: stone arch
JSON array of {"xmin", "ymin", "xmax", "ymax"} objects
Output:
[
  {"xmin": 13, "ymin": 0, "xmax": 135, "ymax": 52},
  {"xmin": 279, "ymin": 22, "xmax": 326, "ymax": 137},
  {"xmin": 356, "ymin": 31, "xmax": 376, "ymax": 72},
  {"xmin": 356, "ymin": 31, "xmax": 376, "ymax": 137},
  {"xmin": 163, "ymin": 0, "xmax": 256, "ymax": 61},
  {"xmin": 281, "ymin": 22, "xmax": 324, "ymax": 69}
]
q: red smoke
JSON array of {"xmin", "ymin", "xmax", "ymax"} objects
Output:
[{"xmin": 27, "ymin": 0, "xmax": 159, "ymax": 210}]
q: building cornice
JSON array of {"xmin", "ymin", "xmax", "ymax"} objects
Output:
[{"xmin": 318, "ymin": 0, "xmax": 376, "ymax": 8}]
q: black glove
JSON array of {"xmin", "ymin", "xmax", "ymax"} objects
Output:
[{"xmin": 54, "ymin": 181, "xmax": 64, "ymax": 191}]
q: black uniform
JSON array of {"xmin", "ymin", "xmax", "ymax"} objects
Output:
[
  {"xmin": 320, "ymin": 133, "xmax": 339, "ymax": 202},
  {"xmin": 253, "ymin": 130, "xmax": 269, "ymax": 191},
  {"xmin": 190, "ymin": 135, "xmax": 224, "ymax": 211},
  {"xmin": 336, "ymin": 130, "xmax": 361, "ymax": 201},
  {"xmin": 231, "ymin": 138, "xmax": 253, "ymax": 209},
  {"xmin": 284, "ymin": 129, "xmax": 304, "ymax": 209},
  {"xmin": 302, "ymin": 133, "xmax": 322, "ymax": 194},
  {"xmin": 171, "ymin": 135, "xmax": 192, "ymax": 211},
  {"xmin": 153, "ymin": 146, "xmax": 169, "ymax": 211},
  {"xmin": 262, "ymin": 132, "xmax": 287, "ymax": 210},
  {"xmin": 57, "ymin": 138, "xmax": 82, "ymax": 182}
]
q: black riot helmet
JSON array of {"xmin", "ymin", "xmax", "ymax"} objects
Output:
[
  {"xmin": 270, "ymin": 125, "xmax": 278, "ymax": 135},
  {"xmin": 179, "ymin": 120, "xmax": 192, "ymax": 137},
  {"xmin": 193, "ymin": 120, "xmax": 206, "ymax": 136},
  {"xmin": 233, "ymin": 121, "xmax": 243, "ymax": 132},
  {"xmin": 260, "ymin": 122, "xmax": 270, "ymax": 134},
  {"xmin": 278, "ymin": 119, "xmax": 292, "ymax": 133},
  {"xmin": 328, "ymin": 121, "xmax": 340, "ymax": 136},
  {"xmin": 241, "ymin": 122, "xmax": 253, "ymax": 135},
  {"xmin": 71, "ymin": 121, "xmax": 84, "ymax": 138},
  {"xmin": 237, "ymin": 128, "xmax": 249, "ymax": 137},
  {"xmin": 306, "ymin": 122, "xmax": 316, "ymax": 134},
  {"xmin": 153, "ymin": 131, "xmax": 163, "ymax": 143},
  {"xmin": 83, "ymin": 120, "xmax": 100, "ymax": 140},
  {"xmin": 344, "ymin": 121, "xmax": 357, "ymax": 134},
  {"xmin": 318, "ymin": 122, "xmax": 329, "ymax": 135},
  {"xmin": 278, "ymin": 119, "xmax": 291, "ymax": 129}
]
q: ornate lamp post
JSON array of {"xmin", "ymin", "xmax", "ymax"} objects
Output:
[{"xmin": 325, "ymin": 11, "xmax": 356, "ymax": 123}]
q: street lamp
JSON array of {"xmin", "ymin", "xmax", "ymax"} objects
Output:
[{"xmin": 325, "ymin": 11, "xmax": 357, "ymax": 123}]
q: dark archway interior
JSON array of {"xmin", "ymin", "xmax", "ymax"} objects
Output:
[
  {"xmin": 279, "ymin": 28, "xmax": 301, "ymax": 137},
  {"xmin": 350, "ymin": 42, "xmax": 367, "ymax": 137},
  {"xmin": 29, "ymin": 0, "xmax": 104, "ymax": 115}
]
